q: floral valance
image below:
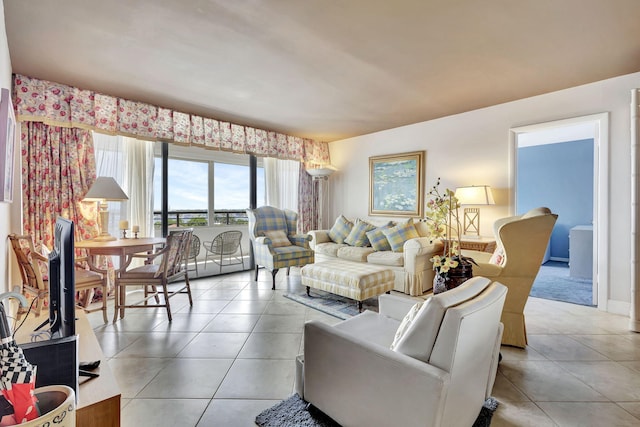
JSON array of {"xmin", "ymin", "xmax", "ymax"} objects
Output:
[{"xmin": 12, "ymin": 74, "xmax": 330, "ymax": 165}]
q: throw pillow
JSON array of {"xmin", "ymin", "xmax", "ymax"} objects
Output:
[
  {"xmin": 390, "ymin": 301, "xmax": 424, "ymax": 350},
  {"xmin": 344, "ymin": 219, "xmax": 376, "ymax": 247},
  {"xmin": 382, "ymin": 219, "xmax": 420, "ymax": 252},
  {"xmin": 489, "ymin": 246, "xmax": 505, "ymax": 266},
  {"xmin": 328, "ymin": 215, "xmax": 354, "ymax": 244},
  {"xmin": 366, "ymin": 223, "xmax": 394, "ymax": 251},
  {"xmin": 264, "ymin": 229, "xmax": 292, "ymax": 248}
]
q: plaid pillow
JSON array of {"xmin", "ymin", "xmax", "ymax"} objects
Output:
[
  {"xmin": 328, "ymin": 215, "xmax": 354, "ymax": 244},
  {"xmin": 382, "ymin": 219, "xmax": 420, "ymax": 252},
  {"xmin": 344, "ymin": 219, "xmax": 376, "ymax": 247},
  {"xmin": 366, "ymin": 223, "xmax": 394, "ymax": 251},
  {"xmin": 264, "ymin": 229, "xmax": 292, "ymax": 248}
]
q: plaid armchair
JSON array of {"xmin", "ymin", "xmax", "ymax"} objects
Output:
[{"xmin": 247, "ymin": 206, "xmax": 314, "ymax": 290}]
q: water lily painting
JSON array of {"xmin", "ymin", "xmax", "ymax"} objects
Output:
[{"xmin": 369, "ymin": 151, "xmax": 424, "ymax": 217}]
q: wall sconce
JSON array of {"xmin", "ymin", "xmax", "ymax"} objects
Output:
[
  {"xmin": 454, "ymin": 185, "xmax": 495, "ymax": 237},
  {"xmin": 83, "ymin": 177, "xmax": 129, "ymax": 241}
]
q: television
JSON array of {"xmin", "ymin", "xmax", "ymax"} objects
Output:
[
  {"xmin": 48, "ymin": 216, "xmax": 76, "ymax": 338},
  {"xmin": 19, "ymin": 217, "xmax": 79, "ymax": 394}
]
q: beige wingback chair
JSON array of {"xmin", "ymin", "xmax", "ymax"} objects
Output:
[
  {"xmin": 462, "ymin": 207, "xmax": 558, "ymax": 348},
  {"xmin": 302, "ymin": 277, "xmax": 507, "ymax": 427}
]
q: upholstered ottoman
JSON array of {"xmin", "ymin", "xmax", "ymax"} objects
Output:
[{"xmin": 301, "ymin": 260, "xmax": 395, "ymax": 311}]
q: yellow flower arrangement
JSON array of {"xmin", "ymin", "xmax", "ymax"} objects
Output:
[
  {"xmin": 424, "ymin": 178, "xmax": 463, "ymax": 276},
  {"xmin": 424, "ymin": 179, "xmax": 476, "ymax": 294}
]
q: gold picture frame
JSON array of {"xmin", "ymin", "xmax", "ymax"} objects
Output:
[{"xmin": 369, "ymin": 151, "xmax": 424, "ymax": 217}]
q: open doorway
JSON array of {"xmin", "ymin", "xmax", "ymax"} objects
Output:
[{"xmin": 510, "ymin": 113, "xmax": 609, "ymax": 308}]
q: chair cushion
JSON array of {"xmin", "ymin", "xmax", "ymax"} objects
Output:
[
  {"xmin": 382, "ymin": 219, "xmax": 419, "ymax": 252},
  {"xmin": 367, "ymin": 250, "xmax": 404, "ymax": 267},
  {"xmin": 366, "ymin": 224, "xmax": 394, "ymax": 251},
  {"xmin": 314, "ymin": 242, "xmax": 348, "ymax": 257},
  {"xmin": 391, "ymin": 276, "xmax": 492, "ymax": 362},
  {"xmin": 122, "ymin": 264, "xmax": 159, "ymax": 278},
  {"xmin": 328, "ymin": 215, "xmax": 354, "ymax": 244},
  {"xmin": 334, "ymin": 310, "xmax": 401, "ymax": 348},
  {"xmin": 336, "ymin": 246, "xmax": 376, "ymax": 262},
  {"xmin": 344, "ymin": 219, "xmax": 376, "ymax": 247},
  {"xmin": 264, "ymin": 229, "xmax": 291, "ymax": 248}
]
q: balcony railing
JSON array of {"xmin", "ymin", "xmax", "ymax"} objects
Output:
[{"xmin": 153, "ymin": 209, "xmax": 248, "ymax": 227}]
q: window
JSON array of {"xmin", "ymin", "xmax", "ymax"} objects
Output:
[
  {"xmin": 213, "ymin": 162, "xmax": 265, "ymax": 224},
  {"xmin": 153, "ymin": 157, "xmax": 209, "ymax": 227},
  {"xmin": 152, "ymin": 145, "xmax": 265, "ymax": 227}
]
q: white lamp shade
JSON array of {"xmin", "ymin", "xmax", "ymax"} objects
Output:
[
  {"xmin": 455, "ymin": 185, "xmax": 495, "ymax": 205},
  {"xmin": 306, "ymin": 165, "xmax": 337, "ymax": 178},
  {"xmin": 83, "ymin": 177, "xmax": 128, "ymax": 201}
]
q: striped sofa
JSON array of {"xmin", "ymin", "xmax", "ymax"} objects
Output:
[{"xmin": 308, "ymin": 217, "xmax": 443, "ymax": 296}]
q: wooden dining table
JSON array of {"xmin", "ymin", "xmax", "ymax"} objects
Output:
[{"xmin": 76, "ymin": 237, "xmax": 166, "ymax": 321}]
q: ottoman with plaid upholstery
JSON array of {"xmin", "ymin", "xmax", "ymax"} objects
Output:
[{"xmin": 301, "ymin": 259, "xmax": 395, "ymax": 312}]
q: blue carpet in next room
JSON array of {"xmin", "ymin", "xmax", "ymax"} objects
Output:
[{"xmin": 530, "ymin": 260, "xmax": 594, "ymax": 306}]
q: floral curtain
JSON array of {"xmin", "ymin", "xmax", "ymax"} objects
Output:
[
  {"xmin": 297, "ymin": 169, "xmax": 316, "ymax": 233},
  {"xmin": 12, "ymin": 74, "xmax": 331, "ymax": 166},
  {"xmin": 20, "ymin": 122, "xmax": 98, "ymax": 249}
]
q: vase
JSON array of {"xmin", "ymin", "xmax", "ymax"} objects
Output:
[
  {"xmin": 433, "ymin": 258, "xmax": 474, "ymax": 294},
  {"xmin": 17, "ymin": 385, "xmax": 75, "ymax": 427}
]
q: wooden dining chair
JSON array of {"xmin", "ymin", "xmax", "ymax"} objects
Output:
[
  {"xmin": 8, "ymin": 234, "xmax": 48, "ymax": 317},
  {"xmin": 114, "ymin": 228, "xmax": 194, "ymax": 322},
  {"xmin": 8, "ymin": 234, "xmax": 109, "ymax": 323}
]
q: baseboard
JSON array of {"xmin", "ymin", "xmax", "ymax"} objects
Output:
[{"xmin": 606, "ymin": 299, "xmax": 630, "ymax": 316}]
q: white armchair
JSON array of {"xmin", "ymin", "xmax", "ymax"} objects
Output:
[{"xmin": 302, "ymin": 277, "xmax": 507, "ymax": 427}]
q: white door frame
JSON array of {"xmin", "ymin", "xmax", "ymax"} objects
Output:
[{"xmin": 509, "ymin": 113, "xmax": 609, "ymax": 309}]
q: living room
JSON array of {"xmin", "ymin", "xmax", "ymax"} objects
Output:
[{"xmin": 1, "ymin": 1, "xmax": 640, "ymax": 426}]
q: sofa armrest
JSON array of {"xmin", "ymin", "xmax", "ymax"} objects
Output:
[
  {"xmin": 304, "ymin": 320, "xmax": 449, "ymax": 427},
  {"xmin": 308, "ymin": 230, "xmax": 331, "ymax": 250},
  {"xmin": 403, "ymin": 237, "xmax": 444, "ymax": 273},
  {"xmin": 289, "ymin": 233, "xmax": 312, "ymax": 248},
  {"xmin": 378, "ymin": 294, "xmax": 421, "ymax": 321}
]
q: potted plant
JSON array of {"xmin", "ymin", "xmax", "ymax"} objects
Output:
[{"xmin": 424, "ymin": 178, "xmax": 474, "ymax": 293}]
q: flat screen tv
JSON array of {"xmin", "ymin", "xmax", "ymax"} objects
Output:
[{"xmin": 48, "ymin": 216, "xmax": 76, "ymax": 338}]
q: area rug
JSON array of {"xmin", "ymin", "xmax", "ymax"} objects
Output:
[
  {"xmin": 530, "ymin": 261, "xmax": 593, "ymax": 306},
  {"xmin": 255, "ymin": 393, "xmax": 498, "ymax": 427},
  {"xmin": 283, "ymin": 288, "xmax": 379, "ymax": 319}
]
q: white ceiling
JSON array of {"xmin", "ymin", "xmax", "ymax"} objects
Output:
[{"xmin": 5, "ymin": 0, "xmax": 640, "ymax": 142}]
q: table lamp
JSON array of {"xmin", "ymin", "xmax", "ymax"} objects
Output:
[
  {"xmin": 83, "ymin": 177, "xmax": 129, "ymax": 241},
  {"xmin": 454, "ymin": 185, "xmax": 495, "ymax": 237}
]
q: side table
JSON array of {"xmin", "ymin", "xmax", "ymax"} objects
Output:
[{"xmin": 459, "ymin": 237, "xmax": 496, "ymax": 253}]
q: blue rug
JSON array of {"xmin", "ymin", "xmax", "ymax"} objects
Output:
[
  {"xmin": 530, "ymin": 261, "xmax": 593, "ymax": 306},
  {"xmin": 284, "ymin": 289, "xmax": 379, "ymax": 319}
]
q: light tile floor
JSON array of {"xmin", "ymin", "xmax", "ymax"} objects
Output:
[{"xmin": 86, "ymin": 270, "xmax": 640, "ymax": 426}]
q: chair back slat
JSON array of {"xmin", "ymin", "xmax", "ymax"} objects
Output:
[
  {"xmin": 9, "ymin": 234, "xmax": 47, "ymax": 291},
  {"xmin": 164, "ymin": 229, "xmax": 193, "ymax": 278}
]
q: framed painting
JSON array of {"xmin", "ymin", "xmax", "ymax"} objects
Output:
[
  {"xmin": 0, "ymin": 88, "xmax": 15, "ymax": 203},
  {"xmin": 369, "ymin": 150, "xmax": 424, "ymax": 217}
]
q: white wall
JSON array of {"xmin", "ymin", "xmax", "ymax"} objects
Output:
[
  {"xmin": 0, "ymin": 0, "xmax": 16, "ymax": 295},
  {"xmin": 328, "ymin": 71, "xmax": 640, "ymax": 316}
]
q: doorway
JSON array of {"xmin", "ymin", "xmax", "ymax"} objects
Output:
[{"xmin": 510, "ymin": 113, "xmax": 609, "ymax": 308}]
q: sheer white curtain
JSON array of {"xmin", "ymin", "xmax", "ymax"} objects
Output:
[
  {"xmin": 264, "ymin": 158, "xmax": 300, "ymax": 211},
  {"xmin": 123, "ymin": 137, "xmax": 155, "ymax": 238},
  {"xmin": 92, "ymin": 132, "xmax": 155, "ymax": 237}
]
